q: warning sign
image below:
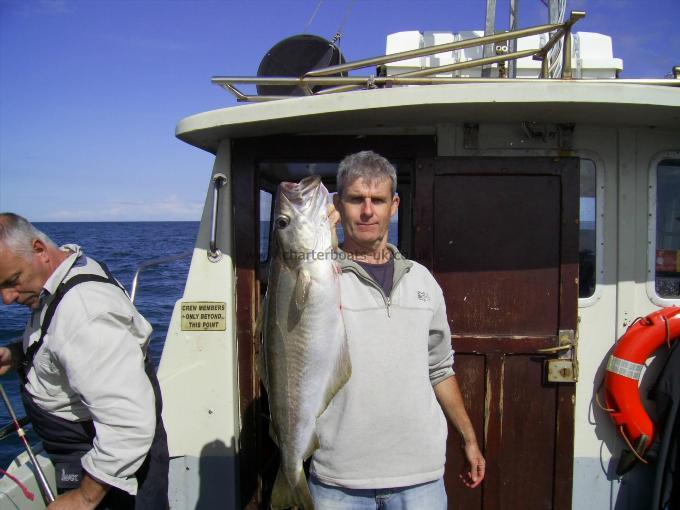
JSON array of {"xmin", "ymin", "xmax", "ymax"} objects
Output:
[{"xmin": 181, "ymin": 302, "xmax": 227, "ymax": 331}]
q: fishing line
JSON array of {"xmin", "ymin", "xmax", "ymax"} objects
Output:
[
  {"xmin": 304, "ymin": 0, "xmax": 324, "ymax": 33},
  {"xmin": 332, "ymin": 0, "xmax": 355, "ymax": 46}
]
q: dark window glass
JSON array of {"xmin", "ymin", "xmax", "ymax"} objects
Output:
[
  {"xmin": 259, "ymin": 190, "xmax": 272, "ymax": 262},
  {"xmin": 655, "ymin": 160, "xmax": 680, "ymax": 298},
  {"xmin": 579, "ymin": 159, "xmax": 597, "ymax": 298}
]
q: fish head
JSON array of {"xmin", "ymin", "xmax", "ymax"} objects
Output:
[{"xmin": 273, "ymin": 175, "xmax": 331, "ymax": 268}]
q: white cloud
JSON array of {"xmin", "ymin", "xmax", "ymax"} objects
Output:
[
  {"xmin": 14, "ymin": 0, "xmax": 71, "ymax": 16},
  {"xmin": 47, "ymin": 195, "xmax": 203, "ymax": 221}
]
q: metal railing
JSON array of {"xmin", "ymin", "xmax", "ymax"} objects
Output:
[
  {"xmin": 210, "ymin": 11, "xmax": 672, "ymax": 103},
  {"xmin": 130, "ymin": 251, "xmax": 193, "ymax": 304}
]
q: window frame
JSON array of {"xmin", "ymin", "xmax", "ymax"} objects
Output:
[
  {"xmin": 577, "ymin": 152, "xmax": 605, "ymax": 308},
  {"xmin": 647, "ymin": 151, "xmax": 680, "ymax": 306}
]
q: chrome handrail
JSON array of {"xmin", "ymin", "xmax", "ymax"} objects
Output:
[
  {"xmin": 130, "ymin": 251, "xmax": 193, "ymax": 304},
  {"xmin": 211, "ymin": 11, "xmax": 613, "ymax": 101},
  {"xmin": 211, "ymin": 76, "xmax": 680, "ymax": 102},
  {"xmin": 209, "ymin": 173, "xmax": 228, "ymax": 262},
  {"xmin": 304, "ymin": 20, "xmax": 569, "ymax": 77}
]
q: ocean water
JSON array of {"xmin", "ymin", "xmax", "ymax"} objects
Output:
[{"xmin": 0, "ymin": 221, "xmax": 197, "ymax": 470}]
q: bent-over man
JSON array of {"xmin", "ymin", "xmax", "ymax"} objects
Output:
[
  {"xmin": 0, "ymin": 213, "xmax": 168, "ymax": 510},
  {"xmin": 309, "ymin": 151, "xmax": 485, "ymax": 509}
]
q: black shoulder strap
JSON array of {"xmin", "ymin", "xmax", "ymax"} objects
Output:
[{"xmin": 20, "ymin": 261, "xmax": 127, "ymax": 382}]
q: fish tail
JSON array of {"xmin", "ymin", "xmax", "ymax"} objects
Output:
[{"xmin": 270, "ymin": 466, "xmax": 314, "ymax": 510}]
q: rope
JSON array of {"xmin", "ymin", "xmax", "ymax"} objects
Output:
[
  {"xmin": 304, "ymin": 0, "xmax": 324, "ymax": 33},
  {"xmin": 331, "ymin": 0, "xmax": 355, "ymax": 45},
  {"xmin": 0, "ymin": 468, "xmax": 35, "ymax": 501},
  {"xmin": 663, "ymin": 315, "xmax": 672, "ymax": 348},
  {"xmin": 594, "ymin": 378, "xmax": 615, "ymax": 413},
  {"xmin": 618, "ymin": 426, "xmax": 649, "ymax": 464}
]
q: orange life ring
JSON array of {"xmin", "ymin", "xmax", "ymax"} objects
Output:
[{"xmin": 604, "ymin": 306, "xmax": 680, "ymax": 460}]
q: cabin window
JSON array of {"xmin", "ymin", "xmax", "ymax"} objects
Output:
[
  {"xmin": 259, "ymin": 189, "xmax": 273, "ymax": 262},
  {"xmin": 654, "ymin": 159, "xmax": 680, "ymax": 298},
  {"xmin": 579, "ymin": 159, "xmax": 597, "ymax": 298}
]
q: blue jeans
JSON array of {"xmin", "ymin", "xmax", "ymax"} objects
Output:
[{"xmin": 309, "ymin": 476, "xmax": 447, "ymax": 510}]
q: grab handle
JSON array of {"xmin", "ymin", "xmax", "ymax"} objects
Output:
[{"xmin": 209, "ymin": 173, "xmax": 228, "ymax": 262}]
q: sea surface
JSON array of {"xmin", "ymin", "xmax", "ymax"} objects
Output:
[{"xmin": 0, "ymin": 221, "xmax": 198, "ymax": 470}]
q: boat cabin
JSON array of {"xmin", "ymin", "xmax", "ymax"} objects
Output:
[{"xmin": 158, "ymin": 13, "xmax": 680, "ymax": 510}]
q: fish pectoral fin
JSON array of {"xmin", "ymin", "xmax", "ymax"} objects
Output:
[
  {"xmin": 303, "ymin": 432, "xmax": 321, "ymax": 460},
  {"xmin": 271, "ymin": 466, "xmax": 315, "ymax": 510},
  {"xmin": 294, "ymin": 269, "xmax": 312, "ymax": 309}
]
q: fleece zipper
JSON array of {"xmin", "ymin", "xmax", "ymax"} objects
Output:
[{"xmin": 343, "ymin": 264, "xmax": 411, "ymax": 318}]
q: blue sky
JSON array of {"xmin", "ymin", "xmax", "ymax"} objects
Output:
[{"xmin": 1, "ymin": 0, "xmax": 678, "ymax": 222}]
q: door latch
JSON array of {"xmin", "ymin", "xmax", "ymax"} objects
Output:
[{"xmin": 539, "ymin": 329, "xmax": 578, "ymax": 383}]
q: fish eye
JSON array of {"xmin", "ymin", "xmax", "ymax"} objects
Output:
[{"xmin": 276, "ymin": 215, "xmax": 290, "ymax": 229}]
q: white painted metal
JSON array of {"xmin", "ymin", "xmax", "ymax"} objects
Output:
[
  {"xmin": 0, "ymin": 449, "xmax": 56, "ymax": 509},
  {"xmin": 157, "ymin": 142, "xmax": 239, "ymax": 509}
]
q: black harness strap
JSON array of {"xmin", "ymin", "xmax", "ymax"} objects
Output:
[{"xmin": 20, "ymin": 262, "xmax": 127, "ymax": 381}]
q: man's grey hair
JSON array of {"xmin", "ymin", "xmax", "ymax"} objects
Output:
[
  {"xmin": 0, "ymin": 213, "xmax": 55, "ymax": 258},
  {"xmin": 336, "ymin": 151, "xmax": 397, "ymax": 197}
]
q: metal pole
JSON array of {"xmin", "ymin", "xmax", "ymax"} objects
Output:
[
  {"xmin": 0, "ymin": 384, "xmax": 55, "ymax": 503},
  {"xmin": 209, "ymin": 173, "xmax": 227, "ymax": 262},
  {"xmin": 509, "ymin": 0, "xmax": 519, "ymax": 78},
  {"xmin": 549, "ymin": 0, "xmax": 559, "ymax": 23},
  {"xmin": 303, "ymin": 22, "xmax": 563, "ymax": 77},
  {"xmin": 561, "ymin": 22, "xmax": 573, "ymax": 79},
  {"xmin": 482, "ymin": 0, "xmax": 497, "ymax": 77},
  {"xmin": 130, "ymin": 251, "xmax": 192, "ymax": 304}
]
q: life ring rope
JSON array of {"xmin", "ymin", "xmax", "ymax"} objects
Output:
[{"xmin": 618, "ymin": 426, "xmax": 649, "ymax": 465}]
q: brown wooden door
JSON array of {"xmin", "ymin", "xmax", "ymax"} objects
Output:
[{"xmin": 414, "ymin": 157, "xmax": 579, "ymax": 510}]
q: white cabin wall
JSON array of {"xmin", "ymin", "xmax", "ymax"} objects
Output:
[
  {"xmin": 600, "ymin": 127, "xmax": 680, "ymax": 509},
  {"xmin": 158, "ymin": 140, "xmax": 239, "ymax": 509},
  {"xmin": 570, "ymin": 127, "xmax": 621, "ymax": 509}
]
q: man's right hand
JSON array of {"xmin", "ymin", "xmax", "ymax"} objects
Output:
[
  {"xmin": 328, "ymin": 204, "xmax": 340, "ymax": 250},
  {"xmin": 0, "ymin": 344, "xmax": 22, "ymax": 376}
]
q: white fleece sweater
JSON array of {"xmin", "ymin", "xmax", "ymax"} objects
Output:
[{"xmin": 311, "ymin": 246, "xmax": 454, "ymax": 489}]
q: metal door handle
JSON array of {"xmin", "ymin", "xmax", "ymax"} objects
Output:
[{"xmin": 537, "ymin": 344, "xmax": 572, "ymax": 354}]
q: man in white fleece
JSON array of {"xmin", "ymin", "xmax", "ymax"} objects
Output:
[{"xmin": 310, "ymin": 151, "xmax": 485, "ymax": 509}]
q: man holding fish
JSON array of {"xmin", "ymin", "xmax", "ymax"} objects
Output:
[{"xmin": 262, "ymin": 150, "xmax": 484, "ymax": 509}]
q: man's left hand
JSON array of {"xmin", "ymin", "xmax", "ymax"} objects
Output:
[{"xmin": 459, "ymin": 441, "xmax": 485, "ymax": 489}]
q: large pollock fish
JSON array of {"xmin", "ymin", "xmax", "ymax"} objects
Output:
[{"xmin": 260, "ymin": 175, "xmax": 350, "ymax": 510}]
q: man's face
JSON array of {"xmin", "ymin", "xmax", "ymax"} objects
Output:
[
  {"xmin": 0, "ymin": 240, "xmax": 51, "ymax": 309},
  {"xmin": 334, "ymin": 176, "xmax": 399, "ymax": 253}
]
